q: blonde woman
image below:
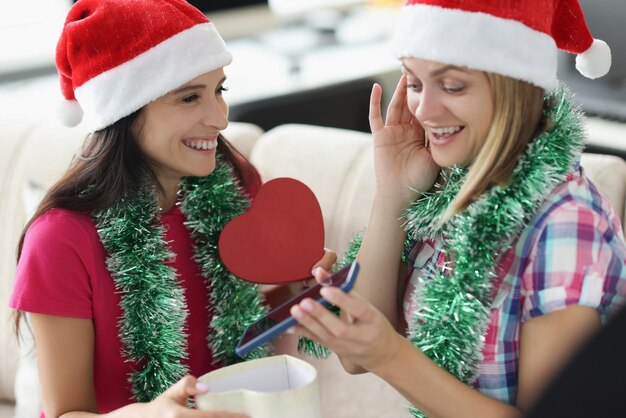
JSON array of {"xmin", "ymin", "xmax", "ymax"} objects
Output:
[{"xmin": 289, "ymin": 1, "xmax": 626, "ymax": 417}]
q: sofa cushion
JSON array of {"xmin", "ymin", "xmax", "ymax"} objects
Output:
[{"xmin": 250, "ymin": 124, "xmax": 375, "ymax": 258}]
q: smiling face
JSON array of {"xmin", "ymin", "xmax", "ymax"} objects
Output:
[
  {"xmin": 133, "ymin": 69, "xmax": 229, "ymax": 191},
  {"xmin": 402, "ymin": 57, "xmax": 495, "ymax": 167}
]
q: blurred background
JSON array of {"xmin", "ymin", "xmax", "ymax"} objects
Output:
[
  {"xmin": 0, "ymin": 0, "xmax": 402, "ymax": 134},
  {"xmin": 0, "ymin": 0, "xmax": 624, "ymax": 155}
]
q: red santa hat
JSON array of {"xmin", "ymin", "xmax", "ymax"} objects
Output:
[
  {"xmin": 56, "ymin": 0, "xmax": 232, "ymax": 131},
  {"xmin": 391, "ymin": 0, "xmax": 612, "ymax": 90}
]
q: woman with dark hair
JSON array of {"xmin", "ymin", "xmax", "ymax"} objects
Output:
[{"xmin": 8, "ymin": 1, "xmax": 332, "ymax": 417}]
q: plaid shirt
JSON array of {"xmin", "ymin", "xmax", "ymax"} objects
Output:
[{"xmin": 403, "ymin": 169, "xmax": 626, "ymax": 405}]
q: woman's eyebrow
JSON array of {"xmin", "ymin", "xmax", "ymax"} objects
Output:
[
  {"xmin": 170, "ymin": 77, "xmax": 227, "ymax": 95},
  {"xmin": 401, "ymin": 63, "xmax": 469, "ymax": 78},
  {"xmin": 430, "ymin": 65, "xmax": 469, "ymax": 77},
  {"xmin": 171, "ymin": 84, "xmax": 206, "ymax": 95}
]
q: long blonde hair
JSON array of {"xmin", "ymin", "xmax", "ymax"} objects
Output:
[{"xmin": 441, "ymin": 74, "xmax": 546, "ymax": 222}]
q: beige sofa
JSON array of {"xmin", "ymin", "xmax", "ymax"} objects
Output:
[{"xmin": 1, "ymin": 117, "xmax": 625, "ymax": 418}]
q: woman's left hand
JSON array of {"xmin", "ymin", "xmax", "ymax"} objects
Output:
[
  {"xmin": 264, "ymin": 249, "xmax": 338, "ymax": 307},
  {"xmin": 289, "ymin": 286, "xmax": 403, "ymax": 372},
  {"xmin": 313, "ymin": 248, "xmax": 337, "ymax": 273},
  {"xmin": 292, "ymin": 248, "xmax": 337, "ymax": 290},
  {"xmin": 292, "ymin": 248, "xmax": 337, "ymax": 291}
]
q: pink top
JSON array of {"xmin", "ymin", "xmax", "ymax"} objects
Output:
[{"xmin": 10, "ymin": 206, "xmax": 216, "ymax": 413}]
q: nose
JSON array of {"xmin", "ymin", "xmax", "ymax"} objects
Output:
[
  {"xmin": 412, "ymin": 86, "xmax": 443, "ymax": 123},
  {"xmin": 200, "ymin": 97, "xmax": 229, "ymax": 131}
]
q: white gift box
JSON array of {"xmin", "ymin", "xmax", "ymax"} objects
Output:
[{"xmin": 196, "ymin": 354, "xmax": 321, "ymax": 418}]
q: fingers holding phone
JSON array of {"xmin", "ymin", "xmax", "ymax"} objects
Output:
[
  {"xmin": 289, "ymin": 287, "xmax": 368, "ymax": 339},
  {"xmin": 290, "ymin": 286, "xmax": 403, "ymax": 373},
  {"xmin": 235, "ymin": 262, "xmax": 359, "ymax": 357}
]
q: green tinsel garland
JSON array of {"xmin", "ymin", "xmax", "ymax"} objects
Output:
[
  {"xmin": 300, "ymin": 87, "xmax": 585, "ymax": 417},
  {"xmin": 94, "ymin": 153, "xmax": 268, "ymax": 403}
]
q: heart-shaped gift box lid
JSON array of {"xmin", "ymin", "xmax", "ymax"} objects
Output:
[{"xmin": 218, "ymin": 177, "xmax": 324, "ymax": 284}]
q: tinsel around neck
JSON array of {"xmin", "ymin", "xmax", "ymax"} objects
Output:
[
  {"xmin": 94, "ymin": 154, "xmax": 268, "ymax": 402},
  {"xmin": 401, "ymin": 86, "xmax": 584, "ymax": 417}
]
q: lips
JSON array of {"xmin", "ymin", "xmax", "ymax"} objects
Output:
[
  {"xmin": 182, "ymin": 136, "xmax": 218, "ymax": 151},
  {"xmin": 429, "ymin": 126, "xmax": 464, "ymax": 146}
]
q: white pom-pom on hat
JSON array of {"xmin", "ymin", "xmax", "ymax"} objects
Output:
[
  {"xmin": 57, "ymin": 99, "xmax": 84, "ymax": 127},
  {"xmin": 576, "ymin": 39, "xmax": 612, "ymax": 79}
]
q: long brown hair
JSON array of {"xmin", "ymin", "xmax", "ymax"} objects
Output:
[
  {"xmin": 14, "ymin": 108, "xmax": 260, "ymax": 337},
  {"xmin": 441, "ymin": 74, "xmax": 546, "ymax": 221}
]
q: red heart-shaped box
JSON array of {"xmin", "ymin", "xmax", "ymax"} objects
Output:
[{"xmin": 218, "ymin": 177, "xmax": 325, "ymax": 284}]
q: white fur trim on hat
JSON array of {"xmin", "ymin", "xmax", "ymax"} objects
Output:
[
  {"xmin": 74, "ymin": 22, "xmax": 232, "ymax": 132},
  {"xmin": 391, "ymin": 4, "xmax": 558, "ymax": 90},
  {"xmin": 576, "ymin": 39, "xmax": 612, "ymax": 80}
]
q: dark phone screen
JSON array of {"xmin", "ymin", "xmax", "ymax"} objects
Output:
[{"xmin": 238, "ymin": 264, "xmax": 352, "ymax": 346}]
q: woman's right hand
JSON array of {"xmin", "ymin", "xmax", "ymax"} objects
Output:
[
  {"xmin": 143, "ymin": 375, "xmax": 249, "ymax": 418},
  {"xmin": 369, "ymin": 75, "xmax": 440, "ymax": 206}
]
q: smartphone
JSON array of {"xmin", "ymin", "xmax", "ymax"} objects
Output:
[{"xmin": 235, "ymin": 261, "xmax": 360, "ymax": 357}]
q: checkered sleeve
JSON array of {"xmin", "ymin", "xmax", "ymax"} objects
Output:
[{"xmin": 521, "ymin": 189, "xmax": 626, "ymax": 323}]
